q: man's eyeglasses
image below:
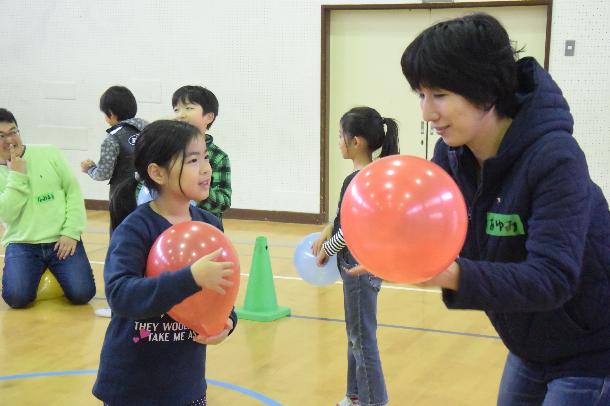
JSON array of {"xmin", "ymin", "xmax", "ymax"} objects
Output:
[{"xmin": 0, "ymin": 128, "xmax": 20, "ymax": 139}]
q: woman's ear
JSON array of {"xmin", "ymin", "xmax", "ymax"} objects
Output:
[{"xmin": 147, "ymin": 163, "xmax": 166, "ymax": 186}]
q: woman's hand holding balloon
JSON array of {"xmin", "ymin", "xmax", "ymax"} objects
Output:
[{"xmin": 416, "ymin": 261, "xmax": 461, "ymax": 291}]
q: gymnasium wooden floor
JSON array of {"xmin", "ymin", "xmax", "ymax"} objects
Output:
[{"xmin": 0, "ymin": 210, "xmax": 507, "ymax": 405}]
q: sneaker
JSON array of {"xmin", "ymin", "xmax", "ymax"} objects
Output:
[
  {"xmin": 336, "ymin": 397, "xmax": 360, "ymax": 406},
  {"xmin": 95, "ymin": 308, "xmax": 112, "ymax": 318}
]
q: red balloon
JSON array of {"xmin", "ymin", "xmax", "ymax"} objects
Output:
[
  {"xmin": 340, "ymin": 155, "xmax": 467, "ymax": 283},
  {"xmin": 146, "ymin": 221, "xmax": 240, "ymax": 337}
]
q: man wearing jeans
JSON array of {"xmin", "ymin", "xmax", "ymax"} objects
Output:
[{"xmin": 0, "ymin": 108, "xmax": 95, "ymax": 308}]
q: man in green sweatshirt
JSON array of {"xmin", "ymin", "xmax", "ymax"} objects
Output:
[{"xmin": 0, "ymin": 108, "xmax": 95, "ymax": 308}]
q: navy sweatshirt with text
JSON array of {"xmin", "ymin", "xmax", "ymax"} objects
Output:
[{"xmin": 93, "ymin": 203, "xmax": 237, "ymax": 405}]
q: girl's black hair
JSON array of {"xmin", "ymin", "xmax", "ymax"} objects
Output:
[
  {"xmin": 110, "ymin": 120, "xmax": 201, "ymax": 230},
  {"xmin": 340, "ymin": 106, "xmax": 399, "ymax": 158}
]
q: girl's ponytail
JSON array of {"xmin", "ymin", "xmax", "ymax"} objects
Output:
[
  {"xmin": 379, "ymin": 117, "xmax": 399, "ymax": 158},
  {"xmin": 109, "ymin": 176, "xmax": 139, "ymax": 232}
]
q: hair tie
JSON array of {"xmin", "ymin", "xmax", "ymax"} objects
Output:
[{"xmin": 134, "ymin": 172, "xmax": 141, "ymax": 181}]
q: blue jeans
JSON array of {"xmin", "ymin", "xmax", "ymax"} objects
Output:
[
  {"xmin": 498, "ymin": 352, "xmax": 610, "ymax": 405},
  {"xmin": 2, "ymin": 241, "xmax": 96, "ymax": 308},
  {"xmin": 339, "ymin": 254, "xmax": 388, "ymax": 406}
]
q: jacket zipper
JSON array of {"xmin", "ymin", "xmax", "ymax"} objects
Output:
[{"xmin": 469, "ymin": 166, "xmax": 484, "ymax": 257}]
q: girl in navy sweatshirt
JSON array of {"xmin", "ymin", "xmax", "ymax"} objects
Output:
[{"xmin": 93, "ymin": 120, "xmax": 237, "ymax": 406}]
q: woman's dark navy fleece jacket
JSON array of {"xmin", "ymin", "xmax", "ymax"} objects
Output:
[{"xmin": 433, "ymin": 58, "xmax": 610, "ymax": 379}]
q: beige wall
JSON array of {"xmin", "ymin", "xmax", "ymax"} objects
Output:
[{"xmin": 327, "ymin": 4, "xmax": 548, "ymax": 216}]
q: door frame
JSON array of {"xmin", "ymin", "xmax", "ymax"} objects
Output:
[{"xmin": 320, "ymin": 0, "xmax": 553, "ymax": 221}]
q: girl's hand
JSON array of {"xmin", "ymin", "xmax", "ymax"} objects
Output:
[
  {"xmin": 193, "ymin": 318, "xmax": 234, "ymax": 345},
  {"xmin": 54, "ymin": 236, "xmax": 78, "ymax": 260},
  {"xmin": 7, "ymin": 144, "xmax": 26, "ymax": 174},
  {"xmin": 316, "ymin": 250, "xmax": 330, "ymax": 267},
  {"xmin": 311, "ymin": 236, "xmax": 325, "ymax": 256},
  {"xmin": 416, "ymin": 261, "xmax": 460, "ymax": 291},
  {"xmin": 190, "ymin": 248, "xmax": 234, "ymax": 294},
  {"xmin": 312, "ymin": 224, "xmax": 332, "ymax": 255}
]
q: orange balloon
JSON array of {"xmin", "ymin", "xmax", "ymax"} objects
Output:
[
  {"xmin": 340, "ymin": 155, "xmax": 467, "ymax": 283},
  {"xmin": 146, "ymin": 221, "xmax": 240, "ymax": 337}
]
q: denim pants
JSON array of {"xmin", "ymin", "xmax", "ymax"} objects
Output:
[
  {"xmin": 498, "ymin": 352, "xmax": 610, "ymax": 405},
  {"xmin": 2, "ymin": 241, "xmax": 96, "ymax": 308},
  {"xmin": 338, "ymin": 254, "xmax": 388, "ymax": 406}
]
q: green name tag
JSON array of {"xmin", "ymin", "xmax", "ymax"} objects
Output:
[
  {"xmin": 37, "ymin": 192, "xmax": 55, "ymax": 203},
  {"xmin": 486, "ymin": 212, "xmax": 525, "ymax": 236}
]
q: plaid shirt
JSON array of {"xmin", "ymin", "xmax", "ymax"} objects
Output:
[{"xmin": 198, "ymin": 134, "xmax": 231, "ymax": 219}]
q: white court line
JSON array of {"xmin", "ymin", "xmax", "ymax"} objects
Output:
[
  {"xmin": 0, "ymin": 255, "xmax": 440, "ymax": 294},
  {"xmin": 267, "ymin": 274, "xmax": 439, "ymax": 293}
]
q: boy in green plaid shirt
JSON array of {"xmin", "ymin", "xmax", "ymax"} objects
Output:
[{"xmin": 173, "ymin": 86, "xmax": 231, "ymax": 223}]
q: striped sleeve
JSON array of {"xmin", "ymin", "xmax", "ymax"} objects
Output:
[{"xmin": 322, "ymin": 228, "xmax": 346, "ymax": 257}]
